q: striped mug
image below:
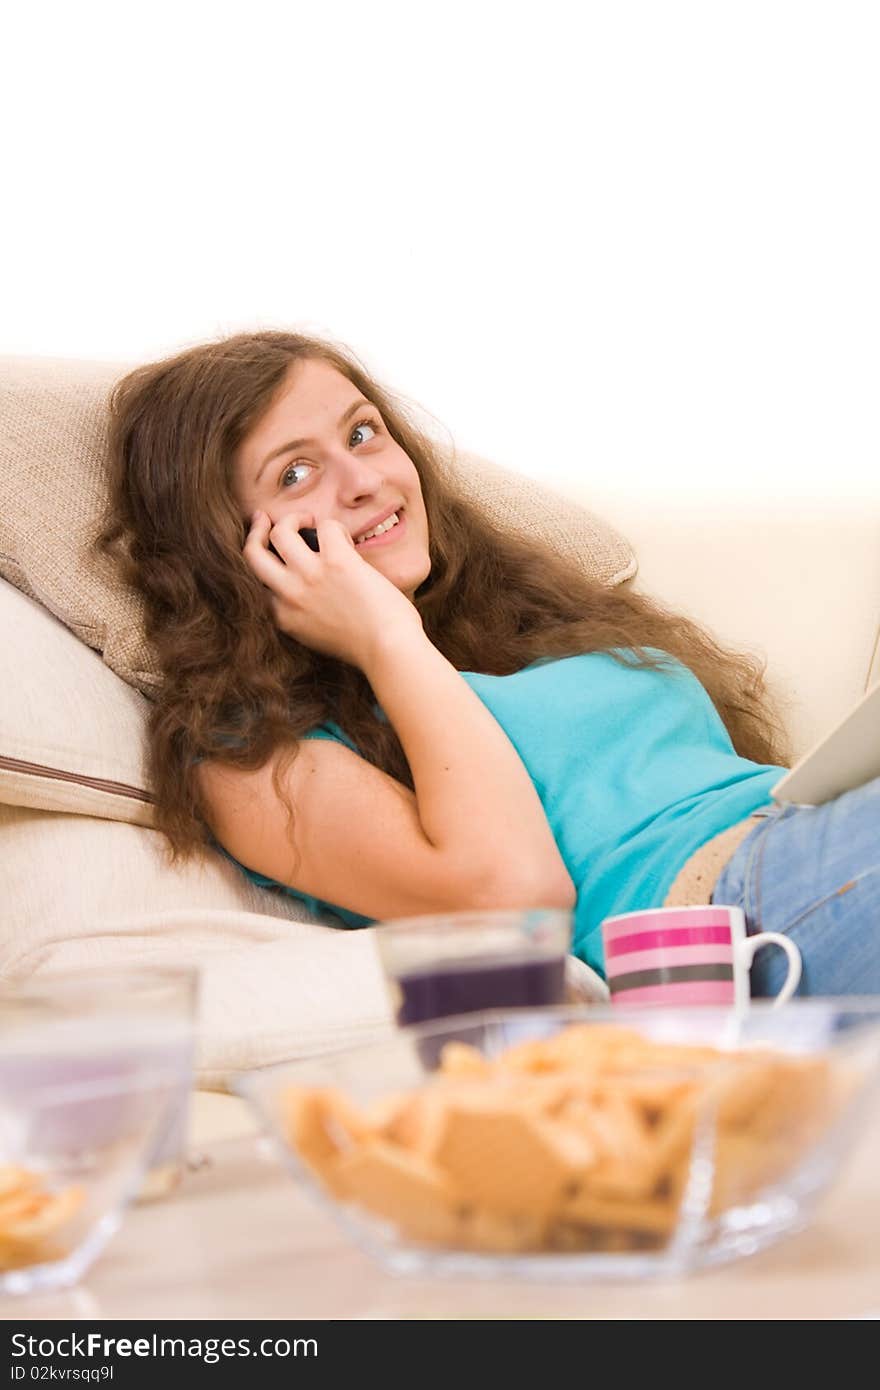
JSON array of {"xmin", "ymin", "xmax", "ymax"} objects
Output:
[{"xmin": 600, "ymin": 904, "xmax": 802, "ymax": 1010}]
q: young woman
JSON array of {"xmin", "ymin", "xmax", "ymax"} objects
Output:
[{"xmin": 97, "ymin": 330, "xmax": 879, "ymax": 996}]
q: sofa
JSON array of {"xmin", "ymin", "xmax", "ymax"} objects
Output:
[{"xmin": 2, "ymin": 353, "xmax": 878, "ymax": 1148}]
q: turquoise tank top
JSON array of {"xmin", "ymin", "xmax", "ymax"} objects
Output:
[{"xmin": 218, "ymin": 648, "xmax": 786, "ymax": 977}]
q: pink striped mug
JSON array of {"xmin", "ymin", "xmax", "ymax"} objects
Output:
[{"xmin": 600, "ymin": 904, "xmax": 802, "ymax": 1010}]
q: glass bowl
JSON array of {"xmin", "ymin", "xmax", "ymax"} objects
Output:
[
  {"xmin": 0, "ymin": 968, "xmax": 197, "ymax": 1295},
  {"xmin": 234, "ymin": 1000, "xmax": 880, "ymax": 1281}
]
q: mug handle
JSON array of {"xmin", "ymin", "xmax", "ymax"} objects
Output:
[{"xmin": 737, "ymin": 931, "xmax": 803, "ymax": 1007}]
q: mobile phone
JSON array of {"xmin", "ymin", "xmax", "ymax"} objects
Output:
[{"xmin": 267, "ymin": 526, "xmax": 320, "ymax": 561}]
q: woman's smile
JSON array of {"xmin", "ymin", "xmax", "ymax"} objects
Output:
[{"xmin": 354, "ymin": 507, "xmax": 407, "ymax": 550}]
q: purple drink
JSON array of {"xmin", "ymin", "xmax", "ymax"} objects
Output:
[{"xmin": 394, "ymin": 953, "xmax": 566, "ymax": 1068}]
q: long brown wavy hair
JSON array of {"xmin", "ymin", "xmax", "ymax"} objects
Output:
[{"xmin": 96, "ymin": 329, "xmax": 793, "ymax": 871}]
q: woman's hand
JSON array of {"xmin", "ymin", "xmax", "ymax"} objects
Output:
[{"xmin": 242, "ymin": 510, "xmax": 424, "ymax": 669}]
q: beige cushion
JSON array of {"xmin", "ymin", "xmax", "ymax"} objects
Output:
[
  {"xmin": 0, "ymin": 353, "xmax": 636, "ymax": 698},
  {"xmin": 0, "ymin": 579, "xmax": 154, "ymax": 824}
]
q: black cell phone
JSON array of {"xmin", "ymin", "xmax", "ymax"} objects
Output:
[{"xmin": 267, "ymin": 526, "xmax": 320, "ymax": 561}]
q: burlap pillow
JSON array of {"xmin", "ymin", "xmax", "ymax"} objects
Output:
[{"xmin": 0, "ymin": 353, "xmax": 636, "ymax": 698}]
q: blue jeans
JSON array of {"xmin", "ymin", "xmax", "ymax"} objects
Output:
[{"xmin": 711, "ymin": 776, "xmax": 880, "ymax": 997}]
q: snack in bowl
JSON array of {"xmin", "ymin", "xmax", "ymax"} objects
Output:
[
  {"xmin": 274, "ymin": 1021, "xmax": 850, "ymax": 1256},
  {"xmin": 0, "ymin": 1166, "xmax": 86, "ymax": 1272},
  {"xmin": 235, "ymin": 1003, "xmax": 880, "ymax": 1277}
]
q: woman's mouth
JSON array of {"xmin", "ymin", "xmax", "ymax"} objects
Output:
[{"xmin": 354, "ymin": 507, "xmax": 407, "ymax": 550}]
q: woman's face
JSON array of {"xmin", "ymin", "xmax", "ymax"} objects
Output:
[{"xmin": 233, "ymin": 358, "xmax": 431, "ymax": 601}]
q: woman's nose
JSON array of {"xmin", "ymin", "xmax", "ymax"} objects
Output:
[{"xmin": 330, "ymin": 452, "xmax": 384, "ymax": 498}]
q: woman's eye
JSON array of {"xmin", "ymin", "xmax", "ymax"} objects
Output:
[
  {"xmin": 280, "ymin": 462, "xmax": 311, "ymax": 489},
  {"xmin": 350, "ymin": 418, "xmax": 378, "ymax": 446}
]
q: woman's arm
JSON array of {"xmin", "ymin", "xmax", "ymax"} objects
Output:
[{"xmin": 361, "ymin": 626, "xmax": 577, "ymax": 907}]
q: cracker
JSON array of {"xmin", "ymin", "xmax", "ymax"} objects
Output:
[
  {"xmin": 0, "ymin": 1189, "xmax": 46, "ymax": 1229},
  {"xmin": 280, "ymin": 1087, "xmax": 350, "ymax": 1195},
  {"xmin": 704, "ymin": 1058, "xmax": 781, "ymax": 1128},
  {"xmin": 437, "ymin": 1042, "xmax": 493, "ymax": 1077},
  {"xmin": 432, "ymin": 1098, "xmax": 594, "ymax": 1217},
  {"xmin": 746, "ymin": 1056, "xmax": 835, "ymax": 1143},
  {"xmin": 0, "ymin": 1186, "xmax": 85, "ymax": 1242},
  {"xmin": 379, "ymin": 1087, "xmax": 451, "ymax": 1159},
  {"xmin": 0, "ymin": 1167, "xmax": 39, "ymax": 1201},
  {"xmin": 334, "ymin": 1139, "xmax": 464, "ymax": 1245},
  {"xmin": 561, "ymin": 1186, "xmax": 681, "ymax": 1236},
  {"xmin": 709, "ymin": 1132, "xmax": 799, "ymax": 1214}
]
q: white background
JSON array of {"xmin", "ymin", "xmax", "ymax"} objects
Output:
[{"xmin": 2, "ymin": 1, "xmax": 877, "ymax": 502}]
